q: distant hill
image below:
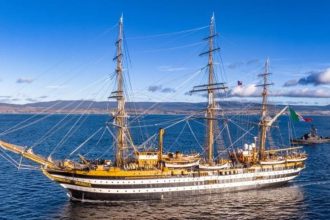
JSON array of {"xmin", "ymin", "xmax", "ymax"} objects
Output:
[{"xmin": 0, "ymin": 100, "xmax": 329, "ymax": 115}]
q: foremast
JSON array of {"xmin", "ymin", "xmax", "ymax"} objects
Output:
[
  {"xmin": 258, "ymin": 58, "xmax": 272, "ymax": 161},
  {"xmin": 190, "ymin": 14, "xmax": 226, "ymax": 165},
  {"xmin": 110, "ymin": 15, "xmax": 129, "ymax": 167}
]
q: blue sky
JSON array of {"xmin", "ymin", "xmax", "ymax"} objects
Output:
[{"xmin": 0, "ymin": 0, "xmax": 329, "ymax": 105}]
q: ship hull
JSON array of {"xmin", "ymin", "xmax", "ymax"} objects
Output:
[
  {"xmin": 46, "ymin": 167, "xmax": 303, "ymax": 202},
  {"xmin": 67, "ymin": 180, "xmax": 290, "ymax": 202},
  {"xmin": 291, "ymin": 137, "xmax": 330, "ymax": 145},
  {"xmin": 291, "ymin": 138, "xmax": 330, "ymax": 145}
]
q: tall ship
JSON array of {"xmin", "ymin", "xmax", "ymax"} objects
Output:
[{"xmin": 0, "ymin": 15, "xmax": 307, "ymax": 202}]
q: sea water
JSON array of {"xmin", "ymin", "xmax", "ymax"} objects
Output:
[{"xmin": 0, "ymin": 114, "xmax": 329, "ymax": 219}]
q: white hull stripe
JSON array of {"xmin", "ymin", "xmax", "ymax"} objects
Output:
[
  {"xmin": 60, "ymin": 175, "xmax": 297, "ymax": 194},
  {"xmin": 51, "ymin": 168, "xmax": 302, "ymax": 185}
]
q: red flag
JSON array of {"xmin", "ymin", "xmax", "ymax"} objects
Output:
[{"xmin": 304, "ymin": 118, "xmax": 313, "ymax": 122}]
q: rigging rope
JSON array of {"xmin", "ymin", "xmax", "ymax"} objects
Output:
[
  {"xmin": 0, "ymin": 147, "xmax": 20, "ymax": 167},
  {"xmin": 126, "ymin": 25, "xmax": 209, "ymax": 40},
  {"xmin": 0, "ymin": 147, "xmax": 40, "ymax": 170},
  {"xmin": 186, "ymin": 120, "xmax": 204, "ymax": 152},
  {"xmin": 69, "ymin": 127, "xmax": 103, "ymax": 156},
  {"xmin": 83, "ymin": 126, "xmax": 107, "ymax": 157},
  {"xmin": 48, "ymin": 77, "xmax": 110, "ymax": 157},
  {"xmin": 131, "ymin": 70, "xmax": 203, "ymax": 124},
  {"xmin": 228, "ymin": 118, "xmax": 256, "ymax": 138},
  {"xmin": 0, "ymin": 76, "xmax": 108, "ymax": 137},
  {"xmin": 167, "ymin": 123, "xmax": 188, "ymax": 152},
  {"xmin": 0, "ymin": 153, "xmax": 19, "ymax": 168},
  {"xmin": 214, "ymin": 127, "xmax": 254, "ymax": 160},
  {"xmin": 29, "ymin": 98, "xmax": 95, "ymax": 150},
  {"xmin": 139, "ymin": 114, "xmax": 197, "ymax": 148},
  {"xmin": 105, "ymin": 125, "xmax": 138, "ymax": 153},
  {"xmin": 137, "ymin": 42, "xmax": 204, "ymax": 53},
  {"xmin": 48, "ymin": 103, "xmax": 95, "ymax": 157},
  {"xmin": 97, "ymin": 141, "xmax": 116, "ymax": 160},
  {"xmin": 224, "ymin": 121, "xmax": 234, "ymax": 154}
]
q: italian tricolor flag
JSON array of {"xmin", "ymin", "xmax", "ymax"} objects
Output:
[{"xmin": 289, "ymin": 108, "xmax": 312, "ymax": 122}]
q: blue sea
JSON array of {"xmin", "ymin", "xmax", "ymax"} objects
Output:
[{"xmin": 0, "ymin": 114, "xmax": 329, "ymax": 219}]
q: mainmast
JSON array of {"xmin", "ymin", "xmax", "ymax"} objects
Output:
[
  {"xmin": 206, "ymin": 15, "xmax": 216, "ymax": 165},
  {"xmin": 110, "ymin": 15, "xmax": 128, "ymax": 167},
  {"xmin": 258, "ymin": 58, "xmax": 272, "ymax": 160},
  {"xmin": 190, "ymin": 14, "xmax": 226, "ymax": 165}
]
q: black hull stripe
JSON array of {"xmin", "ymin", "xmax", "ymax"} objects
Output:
[{"xmin": 68, "ymin": 181, "xmax": 289, "ymax": 202}]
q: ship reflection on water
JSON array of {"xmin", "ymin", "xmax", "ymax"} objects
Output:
[{"xmin": 54, "ymin": 185, "xmax": 305, "ymax": 219}]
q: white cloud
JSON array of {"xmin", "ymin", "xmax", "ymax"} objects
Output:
[
  {"xmin": 230, "ymin": 84, "xmax": 260, "ymax": 97},
  {"xmin": 272, "ymin": 87, "xmax": 330, "ymax": 98},
  {"xmin": 227, "ymin": 59, "xmax": 259, "ymax": 69},
  {"xmin": 161, "ymin": 87, "xmax": 176, "ymax": 93},
  {"xmin": 148, "ymin": 85, "xmax": 176, "ymax": 93},
  {"xmin": 283, "ymin": 79, "xmax": 299, "ymax": 87},
  {"xmin": 46, "ymin": 85, "xmax": 67, "ymax": 89},
  {"xmin": 284, "ymin": 68, "xmax": 330, "ymax": 87},
  {"xmin": 25, "ymin": 98, "xmax": 37, "ymax": 102},
  {"xmin": 148, "ymin": 85, "xmax": 162, "ymax": 92},
  {"xmin": 318, "ymin": 68, "xmax": 330, "ymax": 84},
  {"xmin": 158, "ymin": 66, "xmax": 186, "ymax": 72},
  {"xmin": 16, "ymin": 78, "xmax": 34, "ymax": 84},
  {"xmin": 228, "ymin": 84, "xmax": 330, "ymax": 98}
]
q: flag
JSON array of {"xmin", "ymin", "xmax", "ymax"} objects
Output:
[
  {"xmin": 237, "ymin": 80, "xmax": 243, "ymax": 86},
  {"xmin": 304, "ymin": 118, "xmax": 313, "ymax": 122},
  {"xmin": 289, "ymin": 108, "xmax": 312, "ymax": 122}
]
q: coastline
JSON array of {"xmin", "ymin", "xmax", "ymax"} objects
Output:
[{"xmin": 0, "ymin": 101, "xmax": 329, "ymax": 115}]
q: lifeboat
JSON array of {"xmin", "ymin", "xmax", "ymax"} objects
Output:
[
  {"xmin": 199, "ymin": 162, "xmax": 231, "ymax": 170},
  {"xmin": 259, "ymin": 159, "xmax": 286, "ymax": 165},
  {"xmin": 165, "ymin": 160, "xmax": 200, "ymax": 168}
]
